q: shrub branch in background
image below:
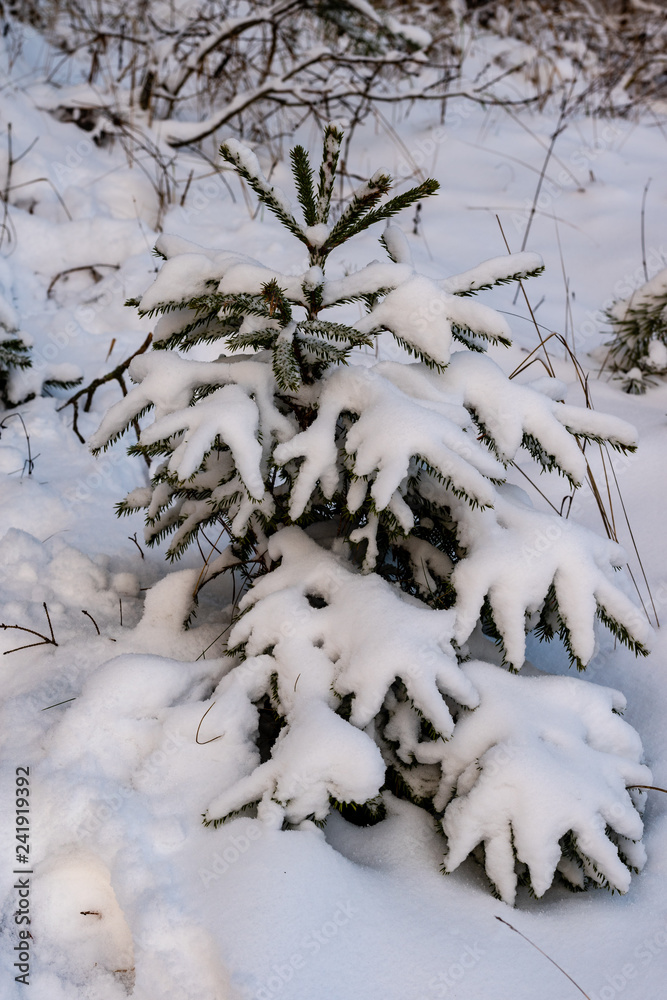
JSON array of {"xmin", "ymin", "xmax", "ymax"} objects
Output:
[
  {"xmin": 92, "ymin": 124, "xmax": 653, "ymax": 906},
  {"xmin": 6, "ymin": 0, "xmax": 667, "ymax": 164}
]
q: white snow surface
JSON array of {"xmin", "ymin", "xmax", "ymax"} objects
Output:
[{"xmin": 1, "ymin": 20, "xmax": 667, "ymax": 1000}]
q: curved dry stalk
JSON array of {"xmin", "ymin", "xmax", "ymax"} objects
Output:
[
  {"xmin": 496, "ymin": 917, "xmax": 591, "ymax": 999},
  {"xmin": 47, "ymin": 263, "xmax": 119, "ymax": 299},
  {"xmin": 81, "ymin": 609, "xmax": 101, "ymax": 635},
  {"xmin": 195, "ymin": 702, "xmax": 223, "ymax": 745},
  {"xmin": 0, "ymin": 412, "xmax": 36, "ymax": 475}
]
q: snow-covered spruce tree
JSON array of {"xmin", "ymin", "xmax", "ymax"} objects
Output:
[
  {"xmin": 91, "ymin": 124, "xmax": 653, "ymax": 905},
  {"xmin": 604, "ymin": 268, "xmax": 667, "ymax": 393}
]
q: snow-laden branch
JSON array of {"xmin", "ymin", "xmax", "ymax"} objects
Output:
[
  {"xmin": 274, "ymin": 365, "xmax": 504, "ymax": 520},
  {"xmin": 204, "ymin": 528, "xmax": 478, "ymax": 826},
  {"xmin": 90, "ymin": 353, "xmax": 294, "ymax": 504},
  {"xmin": 421, "ymin": 481, "xmax": 652, "ymax": 669},
  {"xmin": 441, "ymin": 351, "xmax": 637, "ymax": 480},
  {"xmin": 161, "ymin": 47, "xmax": 333, "ymax": 147},
  {"xmin": 163, "ymin": 0, "xmax": 301, "ymax": 98},
  {"xmin": 439, "ymin": 661, "xmax": 651, "ymax": 904}
]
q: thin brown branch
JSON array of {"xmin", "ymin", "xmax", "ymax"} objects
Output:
[
  {"xmin": 196, "ymin": 620, "xmax": 234, "ymax": 661},
  {"xmin": 640, "ymin": 177, "xmax": 652, "ymax": 283},
  {"xmin": 1, "ymin": 602, "xmax": 58, "ymax": 654},
  {"xmin": 81, "ymin": 609, "xmax": 101, "ymax": 635},
  {"xmin": 128, "ymin": 533, "xmax": 145, "ymax": 559},
  {"xmin": 41, "ymin": 697, "xmax": 77, "ymax": 711},
  {"xmin": 58, "ymin": 332, "xmax": 152, "ymax": 445}
]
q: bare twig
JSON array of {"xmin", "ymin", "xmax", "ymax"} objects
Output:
[
  {"xmin": 0, "ymin": 122, "xmax": 13, "ymax": 252},
  {"xmin": 497, "ymin": 216, "xmax": 555, "ymax": 377},
  {"xmin": 47, "ymin": 264, "xmax": 119, "ymax": 299},
  {"xmin": 511, "ymin": 94, "xmax": 571, "ymax": 308},
  {"xmin": 640, "ymin": 177, "xmax": 652, "ymax": 283},
  {"xmin": 193, "ymin": 523, "xmax": 230, "ymax": 598},
  {"xmin": 81, "ymin": 609, "xmax": 101, "ymax": 635},
  {"xmin": 607, "ymin": 458, "xmax": 659, "ymax": 626},
  {"xmin": 7, "ymin": 175, "xmax": 72, "ymax": 221},
  {"xmin": 42, "ymin": 697, "xmax": 76, "ymax": 711},
  {"xmin": 196, "ymin": 621, "xmax": 233, "ymax": 661},
  {"xmin": 128, "ymin": 533, "xmax": 145, "ymax": 559},
  {"xmin": 1, "ymin": 602, "xmax": 58, "ymax": 654},
  {"xmin": 58, "ymin": 332, "xmax": 152, "ymax": 446}
]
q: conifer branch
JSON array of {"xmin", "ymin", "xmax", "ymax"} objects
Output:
[
  {"xmin": 322, "ymin": 171, "xmax": 393, "ymax": 251},
  {"xmin": 290, "ymin": 145, "xmax": 317, "ymax": 228},
  {"xmin": 296, "ymin": 319, "xmax": 373, "ymax": 347},
  {"xmin": 316, "ymin": 122, "xmax": 344, "ymax": 225},
  {"xmin": 220, "ymin": 138, "xmax": 307, "ymax": 246},
  {"xmin": 321, "ymin": 177, "xmax": 439, "ymax": 254}
]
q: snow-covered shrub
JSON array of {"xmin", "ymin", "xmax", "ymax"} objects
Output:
[
  {"xmin": 0, "ymin": 289, "xmax": 30, "ymax": 405},
  {"xmin": 604, "ymin": 269, "xmax": 667, "ymax": 394},
  {"xmin": 0, "ymin": 260, "xmax": 35, "ymax": 405},
  {"xmin": 0, "ymin": 266, "xmax": 81, "ymax": 406},
  {"xmin": 92, "ymin": 124, "xmax": 653, "ymax": 905},
  {"xmin": 7, "ymin": 0, "xmax": 446, "ymax": 151},
  {"xmin": 466, "ymin": 0, "xmax": 667, "ymax": 114}
]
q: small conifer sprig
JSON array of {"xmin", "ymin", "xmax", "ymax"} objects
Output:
[
  {"xmin": 221, "ymin": 127, "xmax": 439, "ymax": 270},
  {"xmin": 0, "ymin": 326, "xmax": 79, "ymax": 406},
  {"xmin": 603, "ymin": 274, "xmax": 667, "ymax": 393}
]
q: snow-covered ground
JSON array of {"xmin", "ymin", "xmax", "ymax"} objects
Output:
[{"xmin": 1, "ymin": 19, "xmax": 666, "ymax": 1000}]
